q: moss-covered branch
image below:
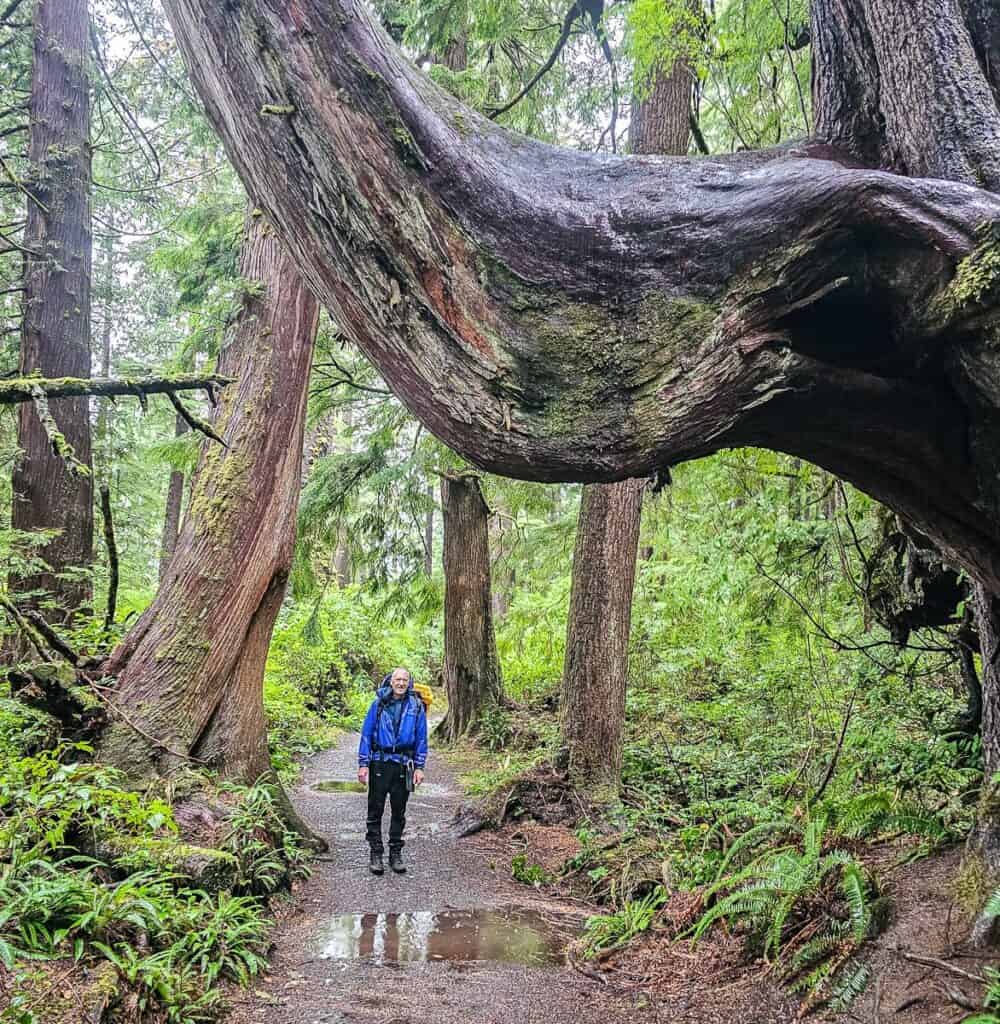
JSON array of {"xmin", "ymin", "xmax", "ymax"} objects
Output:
[{"xmin": 0, "ymin": 372, "xmax": 234, "ymax": 404}]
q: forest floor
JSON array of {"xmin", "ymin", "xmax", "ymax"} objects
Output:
[{"xmin": 223, "ymin": 731, "xmax": 997, "ymax": 1024}]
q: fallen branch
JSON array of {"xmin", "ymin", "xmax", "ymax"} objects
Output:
[
  {"xmin": 0, "ymin": 595, "xmax": 52, "ymax": 663},
  {"xmin": 99, "ymin": 485, "xmax": 119, "ymax": 630},
  {"xmin": 0, "ymin": 372, "xmax": 233, "ymax": 404},
  {"xmin": 894, "ymin": 947, "xmax": 986, "ymax": 984},
  {"xmin": 23, "ymin": 610, "xmax": 81, "ymax": 666},
  {"xmin": 31, "ymin": 385, "xmax": 90, "ymax": 477}
]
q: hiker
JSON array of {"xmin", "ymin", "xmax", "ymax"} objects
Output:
[{"xmin": 357, "ymin": 666, "xmax": 429, "ymax": 875}]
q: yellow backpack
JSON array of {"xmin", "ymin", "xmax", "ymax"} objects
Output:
[{"xmin": 412, "ymin": 682, "xmax": 434, "ymax": 713}]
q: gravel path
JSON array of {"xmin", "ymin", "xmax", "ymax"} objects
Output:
[{"xmin": 225, "ymin": 730, "xmax": 658, "ymax": 1024}]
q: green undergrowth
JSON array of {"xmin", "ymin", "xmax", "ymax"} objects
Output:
[
  {"xmin": 447, "ymin": 704, "xmax": 560, "ymax": 797},
  {"xmin": 0, "ymin": 703, "xmax": 309, "ymax": 1024},
  {"xmin": 264, "ymin": 585, "xmax": 440, "ymax": 780}
]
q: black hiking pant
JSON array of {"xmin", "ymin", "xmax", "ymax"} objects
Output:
[{"xmin": 366, "ymin": 759, "xmax": 410, "ymax": 854}]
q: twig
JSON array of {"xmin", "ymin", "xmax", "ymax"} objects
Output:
[
  {"xmin": 81, "ymin": 675, "xmax": 209, "ymax": 765},
  {"xmin": 166, "ymin": 390, "xmax": 229, "ymax": 448},
  {"xmin": 895, "ymin": 947, "xmax": 986, "ymax": 984},
  {"xmin": 872, "ymin": 972, "xmax": 882, "ymax": 1024},
  {"xmin": 99, "ymin": 484, "xmax": 119, "ymax": 630}
]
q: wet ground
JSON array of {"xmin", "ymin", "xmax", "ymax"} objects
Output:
[{"xmin": 225, "ymin": 729, "xmax": 655, "ymax": 1024}]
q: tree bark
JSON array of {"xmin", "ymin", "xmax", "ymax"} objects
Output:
[
  {"xmin": 968, "ymin": 581, "xmax": 1000, "ymax": 945},
  {"xmin": 97, "ymin": 212, "xmax": 319, "ymax": 786},
  {"xmin": 560, "ymin": 480, "xmax": 644, "ymax": 800},
  {"xmin": 160, "ymin": 0, "xmax": 1000, "ymax": 596},
  {"xmin": 11, "ymin": 0, "xmax": 93, "ymax": 621},
  {"xmin": 437, "ymin": 473, "xmax": 503, "ymax": 741},
  {"xmin": 159, "ymin": 414, "xmax": 189, "ymax": 582},
  {"xmin": 423, "ymin": 481, "xmax": 434, "ymax": 576},
  {"xmin": 559, "ymin": 41, "xmax": 692, "ymax": 798}
]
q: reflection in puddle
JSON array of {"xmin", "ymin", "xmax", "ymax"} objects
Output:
[{"xmin": 316, "ymin": 909, "xmax": 577, "ymax": 966}]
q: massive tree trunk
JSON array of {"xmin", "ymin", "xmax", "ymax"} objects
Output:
[
  {"xmin": 559, "ymin": 50, "xmax": 692, "ymax": 797},
  {"xmin": 97, "ymin": 212, "xmax": 319, "ymax": 785},
  {"xmin": 160, "ymin": 0, "xmax": 1000, "ymax": 597},
  {"xmin": 437, "ymin": 473, "xmax": 503, "ymax": 742},
  {"xmin": 11, "ymin": 0, "xmax": 93, "ymax": 621}
]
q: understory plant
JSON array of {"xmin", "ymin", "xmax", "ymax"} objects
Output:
[
  {"xmin": 691, "ymin": 815, "xmax": 887, "ymax": 1007},
  {"xmin": 0, "ymin": 733, "xmax": 307, "ymax": 1023}
]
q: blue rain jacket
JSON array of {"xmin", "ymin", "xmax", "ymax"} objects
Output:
[{"xmin": 358, "ymin": 678, "xmax": 428, "ymax": 769}]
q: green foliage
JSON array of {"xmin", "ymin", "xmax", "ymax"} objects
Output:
[
  {"xmin": 0, "ymin": 748, "xmax": 304, "ymax": 1023},
  {"xmin": 479, "ymin": 706, "xmax": 513, "ymax": 752},
  {"xmin": 219, "ymin": 781, "xmax": 311, "ymax": 895},
  {"xmin": 510, "ymin": 853, "xmax": 549, "ymax": 887},
  {"xmin": 583, "ymin": 886, "xmax": 667, "ymax": 957},
  {"xmin": 691, "ymin": 815, "xmax": 884, "ymax": 1004}
]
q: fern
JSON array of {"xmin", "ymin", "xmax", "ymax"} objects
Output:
[{"xmin": 692, "ymin": 817, "xmax": 883, "ymax": 1004}]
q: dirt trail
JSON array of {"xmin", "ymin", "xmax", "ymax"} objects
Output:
[{"xmin": 225, "ymin": 730, "xmax": 655, "ymax": 1024}]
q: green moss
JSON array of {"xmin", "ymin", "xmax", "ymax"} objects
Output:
[
  {"xmin": 953, "ymin": 854, "xmax": 990, "ymax": 916},
  {"xmin": 452, "ymin": 111, "xmax": 471, "ymax": 138},
  {"xmin": 259, "ymin": 103, "xmax": 296, "ymax": 116},
  {"xmin": 940, "ymin": 222, "xmax": 1000, "ymax": 314}
]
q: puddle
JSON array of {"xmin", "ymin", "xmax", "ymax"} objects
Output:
[
  {"xmin": 315, "ymin": 908, "xmax": 579, "ymax": 966},
  {"xmin": 315, "ymin": 781, "xmax": 367, "ymax": 794}
]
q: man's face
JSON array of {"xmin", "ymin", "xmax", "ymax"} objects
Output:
[{"xmin": 390, "ymin": 670, "xmax": 410, "ymax": 697}]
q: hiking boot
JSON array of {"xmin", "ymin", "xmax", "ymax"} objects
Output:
[
  {"xmin": 369, "ymin": 850, "xmax": 384, "ymax": 875},
  {"xmin": 389, "ymin": 849, "xmax": 406, "ymax": 874}
]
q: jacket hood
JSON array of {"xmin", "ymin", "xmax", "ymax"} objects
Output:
[{"xmin": 378, "ymin": 673, "xmax": 414, "ymax": 701}]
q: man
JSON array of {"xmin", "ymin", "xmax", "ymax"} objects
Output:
[{"xmin": 358, "ymin": 667, "xmax": 428, "ymax": 875}]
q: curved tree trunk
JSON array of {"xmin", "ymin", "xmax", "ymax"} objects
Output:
[
  {"xmin": 437, "ymin": 473, "xmax": 503, "ymax": 742},
  {"xmin": 560, "ymin": 47, "xmax": 692, "ymax": 798},
  {"xmin": 97, "ymin": 211, "xmax": 319, "ymax": 788},
  {"xmin": 160, "ymin": 0, "xmax": 1000, "ymax": 597},
  {"xmin": 11, "ymin": 0, "xmax": 93, "ymax": 622}
]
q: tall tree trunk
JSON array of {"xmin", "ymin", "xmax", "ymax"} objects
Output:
[
  {"xmin": 559, "ymin": 44, "xmax": 692, "ymax": 797},
  {"xmin": 97, "ymin": 211, "xmax": 319, "ymax": 788},
  {"xmin": 560, "ymin": 480, "xmax": 644, "ymax": 800},
  {"xmin": 968, "ymin": 582, "xmax": 1000, "ymax": 945},
  {"xmin": 423, "ymin": 481, "xmax": 434, "ymax": 576},
  {"xmin": 95, "ymin": 235, "xmax": 114, "ymax": 481},
  {"xmin": 11, "ymin": 0, "xmax": 93, "ymax": 621},
  {"xmin": 159, "ymin": 414, "xmax": 189, "ymax": 582},
  {"xmin": 332, "ymin": 406, "xmax": 352, "ymax": 588},
  {"xmin": 437, "ymin": 473, "xmax": 503, "ymax": 741}
]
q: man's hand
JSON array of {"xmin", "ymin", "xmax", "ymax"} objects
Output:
[
  {"xmin": 414, "ymin": 769, "xmax": 424, "ymax": 788},
  {"xmin": 358, "ymin": 766, "xmax": 369, "ymax": 784}
]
